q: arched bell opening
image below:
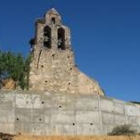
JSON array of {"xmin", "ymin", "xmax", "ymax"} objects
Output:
[
  {"xmin": 58, "ymin": 28, "xmax": 65, "ymax": 50},
  {"xmin": 44, "ymin": 26, "xmax": 51, "ymax": 48}
]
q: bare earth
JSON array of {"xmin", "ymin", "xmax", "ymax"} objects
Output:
[{"xmin": 12, "ymin": 135, "xmax": 140, "ymax": 140}]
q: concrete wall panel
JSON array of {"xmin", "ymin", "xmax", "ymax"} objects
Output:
[
  {"xmin": 100, "ymin": 98, "xmax": 114, "ymax": 113},
  {"xmin": 102, "ymin": 113, "xmax": 115, "ymax": 124},
  {"xmin": 0, "ymin": 106, "xmax": 15, "ymax": 123},
  {"xmin": 0, "ymin": 91, "xmax": 140, "ymax": 135},
  {"xmin": 51, "ymin": 110, "xmax": 75, "ymax": 124},
  {"xmin": 15, "ymin": 123, "xmax": 32, "ymax": 134},
  {"xmin": 16, "ymin": 94, "xmax": 33, "ymax": 109},
  {"xmin": 125, "ymin": 105, "xmax": 139, "ymax": 116},
  {"xmin": 76, "ymin": 124, "xmax": 101, "ymax": 135},
  {"xmin": 76, "ymin": 97, "xmax": 99, "ymax": 111},
  {"xmin": 32, "ymin": 123, "xmax": 45, "ymax": 135},
  {"xmin": 0, "ymin": 123, "xmax": 15, "ymax": 134},
  {"xmin": 115, "ymin": 114, "xmax": 126, "ymax": 125},
  {"xmin": 114, "ymin": 103, "xmax": 125, "ymax": 115},
  {"xmin": 128, "ymin": 116, "xmax": 140, "ymax": 126},
  {"xmin": 15, "ymin": 108, "xmax": 32, "ymax": 123},
  {"xmin": 76, "ymin": 111, "xmax": 100, "ymax": 124},
  {"xmin": 33, "ymin": 95, "xmax": 44, "ymax": 109}
]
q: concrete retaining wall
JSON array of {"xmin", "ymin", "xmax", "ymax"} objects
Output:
[{"xmin": 0, "ymin": 91, "xmax": 140, "ymax": 135}]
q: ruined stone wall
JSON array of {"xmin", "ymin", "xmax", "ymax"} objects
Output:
[
  {"xmin": 29, "ymin": 47, "xmax": 103, "ymax": 95},
  {"xmin": 0, "ymin": 90, "xmax": 140, "ymax": 135},
  {"xmin": 29, "ymin": 8, "xmax": 104, "ymax": 95}
]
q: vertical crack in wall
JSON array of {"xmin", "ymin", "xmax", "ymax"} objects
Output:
[{"xmin": 37, "ymin": 50, "xmax": 42, "ymax": 69}]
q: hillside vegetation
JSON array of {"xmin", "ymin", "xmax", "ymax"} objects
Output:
[{"xmin": 0, "ymin": 51, "xmax": 31, "ymax": 90}]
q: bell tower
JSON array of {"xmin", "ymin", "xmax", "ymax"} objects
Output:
[
  {"xmin": 34, "ymin": 8, "xmax": 71, "ymax": 51},
  {"xmin": 29, "ymin": 8, "xmax": 104, "ymax": 96}
]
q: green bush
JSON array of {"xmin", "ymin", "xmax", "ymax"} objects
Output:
[
  {"xmin": 108, "ymin": 125, "xmax": 136, "ymax": 136},
  {"xmin": 0, "ymin": 50, "xmax": 31, "ymax": 90}
]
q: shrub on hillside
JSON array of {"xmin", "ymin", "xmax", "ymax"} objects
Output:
[
  {"xmin": 108, "ymin": 125, "xmax": 136, "ymax": 136},
  {"xmin": 0, "ymin": 51, "xmax": 31, "ymax": 90}
]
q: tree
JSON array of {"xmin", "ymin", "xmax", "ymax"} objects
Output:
[{"xmin": 0, "ymin": 50, "xmax": 31, "ymax": 90}]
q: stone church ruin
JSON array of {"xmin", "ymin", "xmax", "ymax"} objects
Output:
[{"xmin": 29, "ymin": 8, "xmax": 104, "ymax": 95}]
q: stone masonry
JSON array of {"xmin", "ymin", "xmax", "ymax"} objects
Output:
[{"xmin": 29, "ymin": 8, "xmax": 104, "ymax": 95}]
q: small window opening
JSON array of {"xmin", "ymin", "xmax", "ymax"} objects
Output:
[
  {"xmin": 70, "ymin": 68, "xmax": 72, "ymax": 70},
  {"xmin": 45, "ymin": 81, "xmax": 48, "ymax": 83},
  {"xmin": 44, "ymin": 26, "xmax": 51, "ymax": 48},
  {"xmin": 39, "ymin": 118, "xmax": 42, "ymax": 121},
  {"xmin": 51, "ymin": 17, "xmax": 56, "ymax": 25},
  {"xmin": 90, "ymin": 123, "xmax": 93, "ymax": 126},
  {"xmin": 58, "ymin": 28, "xmax": 65, "ymax": 50},
  {"xmin": 41, "ymin": 65, "xmax": 44, "ymax": 68},
  {"xmin": 73, "ymin": 123, "xmax": 75, "ymax": 126},
  {"xmin": 59, "ymin": 105, "xmax": 62, "ymax": 108},
  {"xmin": 42, "ymin": 101, "xmax": 44, "ymax": 104},
  {"xmin": 16, "ymin": 118, "xmax": 19, "ymax": 121}
]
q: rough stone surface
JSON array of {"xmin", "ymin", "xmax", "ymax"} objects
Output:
[
  {"xmin": 0, "ymin": 90, "xmax": 140, "ymax": 135},
  {"xmin": 29, "ymin": 8, "xmax": 104, "ymax": 95}
]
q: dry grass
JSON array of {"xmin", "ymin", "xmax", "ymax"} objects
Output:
[
  {"xmin": 1, "ymin": 133, "xmax": 140, "ymax": 140},
  {"xmin": 13, "ymin": 135, "xmax": 140, "ymax": 140}
]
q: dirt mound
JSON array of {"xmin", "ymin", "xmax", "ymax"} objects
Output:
[
  {"xmin": 1, "ymin": 78, "xmax": 16, "ymax": 90},
  {"xmin": 13, "ymin": 135, "xmax": 140, "ymax": 140}
]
